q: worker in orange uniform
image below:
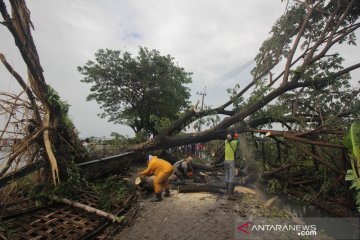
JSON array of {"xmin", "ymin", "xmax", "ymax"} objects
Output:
[{"xmin": 138, "ymin": 155, "xmax": 174, "ymax": 202}]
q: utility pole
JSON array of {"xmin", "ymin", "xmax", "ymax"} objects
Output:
[{"xmin": 196, "ymin": 86, "xmax": 206, "ymax": 132}]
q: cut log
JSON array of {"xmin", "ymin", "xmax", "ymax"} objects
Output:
[
  {"xmin": 52, "ymin": 196, "xmax": 125, "ymax": 223},
  {"xmin": 264, "ymin": 196, "xmax": 278, "ymax": 208},
  {"xmin": 178, "ymin": 184, "xmax": 221, "ymax": 193},
  {"xmin": 234, "ymin": 186, "xmax": 256, "ymax": 195},
  {"xmin": 136, "ymin": 176, "xmax": 155, "ymax": 192},
  {"xmin": 135, "ymin": 177, "xmax": 142, "ymax": 185}
]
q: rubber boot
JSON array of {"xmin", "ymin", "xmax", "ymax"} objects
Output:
[
  {"xmin": 151, "ymin": 193, "xmax": 162, "ymax": 202},
  {"xmin": 227, "ymin": 183, "xmax": 236, "ymax": 200},
  {"xmin": 227, "ymin": 182, "xmax": 235, "ymax": 195},
  {"xmin": 164, "ymin": 188, "xmax": 171, "ymax": 197},
  {"xmin": 225, "ymin": 182, "xmax": 229, "ymax": 194},
  {"xmin": 220, "ymin": 182, "xmax": 229, "ymax": 195}
]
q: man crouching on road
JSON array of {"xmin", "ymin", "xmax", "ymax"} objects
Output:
[
  {"xmin": 138, "ymin": 155, "xmax": 174, "ymax": 202},
  {"xmin": 173, "ymin": 156, "xmax": 194, "ymax": 184}
]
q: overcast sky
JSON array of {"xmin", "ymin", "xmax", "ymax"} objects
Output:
[{"xmin": 0, "ymin": 1, "xmax": 308, "ymax": 138}]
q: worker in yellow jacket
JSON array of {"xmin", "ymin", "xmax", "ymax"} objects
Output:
[
  {"xmin": 138, "ymin": 155, "xmax": 174, "ymax": 202},
  {"xmin": 224, "ymin": 133, "xmax": 239, "ymax": 197}
]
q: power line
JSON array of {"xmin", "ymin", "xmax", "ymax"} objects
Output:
[
  {"xmin": 219, "ymin": 59, "xmax": 254, "ymax": 81},
  {"xmin": 206, "ymin": 60, "xmax": 254, "ymax": 93},
  {"xmin": 204, "ymin": 59, "xmax": 255, "ymax": 90},
  {"xmin": 192, "ymin": 59, "xmax": 255, "ymax": 108}
]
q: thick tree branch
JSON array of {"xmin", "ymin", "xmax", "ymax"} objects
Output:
[
  {"xmin": 309, "ymin": 0, "xmax": 358, "ymax": 65},
  {"xmin": 303, "ymin": 0, "xmax": 340, "ymax": 64},
  {"xmin": 161, "ymin": 107, "xmax": 197, "ymax": 136},
  {"xmin": 250, "ymin": 129, "xmax": 344, "ymax": 149},
  {"xmin": 125, "ymin": 61, "xmax": 360, "ymax": 151},
  {"xmin": 282, "ymin": 4, "xmax": 315, "ymax": 84}
]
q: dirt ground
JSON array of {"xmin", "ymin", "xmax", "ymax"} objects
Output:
[
  {"xmin": 114, "ymin": 185, "xmax": 338, "ymax": 240},
  {"xmin": 115, "ymin": 191, "xmax": 240, "ymax": 240},
  {"xmin": 114, "ymin": 140, "xmax": 337, "ymax": 240},
  {"xmin": 114, "ymin": 185, "xmax": 322, "ymax": 240}
]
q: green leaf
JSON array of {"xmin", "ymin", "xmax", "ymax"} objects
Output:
[
  {"xmin": 350, "ymin": 181, "xmax": 360, "ymax": 189},
  {"xmin": 350, "ymin": 121, "xmax": 360, "ymax": 160},
  {"xmin": 343, "ymin": 130, "xmax": 352, "ymax": 151},
  {"xmin": 345, "ymin": 170, "xmax": 357, "ymax": 181}
]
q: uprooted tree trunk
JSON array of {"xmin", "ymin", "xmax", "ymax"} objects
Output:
[{"xmin": 0, "ymin": 0, "xmax": 81, "ymax": 184}]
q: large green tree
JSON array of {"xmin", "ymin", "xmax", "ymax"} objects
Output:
[{"xmin": 78, "ymin": 47, "xmax": 192, "ymax": 134}]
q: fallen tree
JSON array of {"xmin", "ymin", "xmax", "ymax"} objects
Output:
[
  {"xmin": 0, "ymin": 0, "xmax": 85, "ymax": 187},
  {"xmin": 1, "ymin": 0, "xmax": 360, "ymax": 193},
  {"xmin": 119, "ymin": 0, "xmax": 360, "ymax": 153}
]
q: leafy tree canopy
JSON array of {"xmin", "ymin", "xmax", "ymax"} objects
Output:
[
  {"xmin": 78, "ymin": 47, "xmax": 192, "ymax": 134},
  {"xmin": 235, "ymin": 0, "xmax": 360, "ymax": 131}
]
